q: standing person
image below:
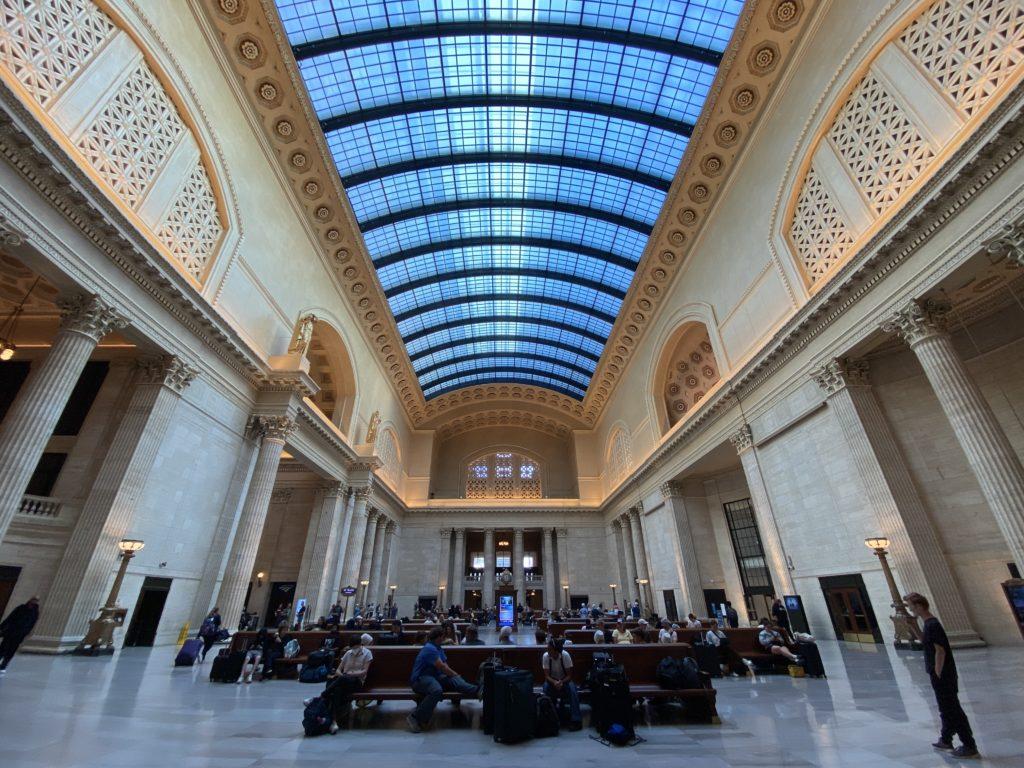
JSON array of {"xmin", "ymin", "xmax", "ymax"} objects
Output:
[
  {"xmin": 630, "ymin": 600, "xmax": 641, "ymax": 619},
  {"xmin": 771, "ymin": 598, "xmax": 789, "ymax": 631},
  {"xmin": 904, "ymin": 593, "xmax": 978, "ymax": 758},
  {"xmin": 406, "ymin": 627, "xmax": 478, "ymax": 732},
  {"xmin": 0, "ymin": 596, "xmax": 39, "ymax": 674},
  {"xmin": 542, "ymin": 636, "xmax": 582, "ymax": 730},
  {"xmin": 198, "ymin": 607, "xmax": 222, "ymax": 661},
  {"xmin": 725, "ymin": 601, "xmax": 739, "ymax": 628}
]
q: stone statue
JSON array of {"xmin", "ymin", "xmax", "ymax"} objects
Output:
[
  {"xmin": 365, "ymin": 410, "xmax": 381, "ymax": 444},
  {"xmin": 287, "ymin": 313, "xmax": 316, "ymax": 356}
]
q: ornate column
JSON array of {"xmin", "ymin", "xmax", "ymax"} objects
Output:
[
  {"xmin": 512, "ymin": 527, "xmax": 525, "ymax": 601},
  {"xmin": 451, "ymin": 528, "xmax": 466, "ymax": 609},
  {"xmin": 542, "ymin": 527, "xmax": 556, "ymax": 609},
  {"xmin": 357, "ymin": 509, "xmax": 381, "ymax": 606},
  {"xmin": 661, "ymin": 483, "xmax": 707, "ymax": 618},
  {"xmin": 215, "ymin": 415, "xmax": 295, "ymax": 631},
  {"xmin": 812, "ymin": 357, "xmax": 982, "ymax": 646},
  {"xmin": 326, "ymin": 488, "xmax": 354, "ymax": 605},
  {"xmin": 26, "ymin": 355, "xmax": 196, "ymax": 651},
  {"xmin": 611, "ymin": 518, "xmax": 631, "ymax": 604},
  {"xmin": 367, "ymin": 514, "xmax": 389, "ymax": 607},
  {"xmin": 295, "ymin": 482, "xmax": 346, "ymax": 623},
  {"xmin": 627, "ymin": 509, "xmax": 653, "ymax": 609},
  {"xmin": 620, "ymin": 514, "xmax": 639, "ymax": 604},
  {"xmin": 377, "ymin": 521, "xmax": 398, "ymax": 605},
  {"xmin": 883, "ymin": 299, "xmax": 1024, "ymax": 572},
  {"xmin": 483, "ymin": 528, "xmax": 495, "ymax": 609},
  {"xmin": 339, "ymin": 484, "xmax": 372, "ymax": 617},
  {"xmin": 0, "ymin": 294, "xmax": 127, "ymax": 541},
  {"xmin": 437, "ymin": 527, "xmax": 452, "ymax": 610},
  {"xmin": 556, "ymin": 527, "xmax": 570, "ymax": 608},
  {"xmin": 729, "ymin": 424, "xmax": 795, "ymax": 594}
]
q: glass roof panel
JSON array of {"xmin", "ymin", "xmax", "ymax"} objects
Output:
[{"xmin": 276, "ymin": 1, "xmax": 740, "ymax": 400}]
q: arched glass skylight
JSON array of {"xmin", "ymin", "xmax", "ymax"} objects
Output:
[{"xmin": 275, "ymin": 0, "xmax": 742, "ymax": 400}]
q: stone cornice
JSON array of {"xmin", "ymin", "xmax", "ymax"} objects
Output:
[{"xmin": 433, "ymin": 408, "xmax": 577, "ymax": 441}]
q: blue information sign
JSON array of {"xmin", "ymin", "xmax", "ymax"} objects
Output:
[{"xmin": 498, "ymin": 594, "xmax": 515, "ymax": 628}]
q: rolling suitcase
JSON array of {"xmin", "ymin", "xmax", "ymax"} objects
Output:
[
  {"xmin": 589, "ymin": 663, "xmax": 633, "ymax": 738},
  {"xmin": 479, "ymin": 657, "xmax": 505, "ymax": 735},
  {"xmin": 174, "ymin": 638, "xmax": 203, "ymax": 667},
  {"xmin": 795, "ymin": 641, "xmax": 825, "ymax": 677},
  {"xmin": 209, "ymin": 649, "xmax": 246, "ymax": 682},
  {"xmin": 492, "ymin": 669, "xmax": 536, "ymax": 744}
]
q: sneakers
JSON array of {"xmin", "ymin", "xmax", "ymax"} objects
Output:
[
  {"xmin": 302, "ymin": 697, "xmax": 315, "ymax": 707},
  {"xmin": 405, "ymin": 713, "xmax": 422, "ymax": 733},
  {"xmin": 329, "ymin": 723, "xmax": 339, "ymax": 735},
  {"xmin": 932, "ymin": 740, "xmax": 953, "ymax": 751},
  {"xmin": 951, "ymin": 746, "xmax": 979, "ymax": 759},
  {"xmin": 741, "ymin": 658, "xmax": 753, "ymax": 668}
]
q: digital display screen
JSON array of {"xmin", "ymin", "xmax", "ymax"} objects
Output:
[{"xmin": 498, "ymin": 594, "xmax": 515, "ymax": 628}]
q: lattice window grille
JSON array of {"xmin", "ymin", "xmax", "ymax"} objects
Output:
[
  {"xmin": 375, "ymin": 428, "xmax": 400, "ymax": 487},
  {"xmin": 156, "ymin": 160, "xmax": 222, "ymax": 280},
  {"xmin": 608, "ymin": 428, "xmax": 633, "ymax": 486},
  {"xmin": 465, "ymin": 452, "xmax": 542, "ymax": 499},
  {"xmin": 789, "ymin": 167, "xmax": 857, "ymax": 283},
  {"xmin": 899, "ymin": 0, "xmax": 1024, "ymax": 118},
  {"xmin": 0, "ymin": 0, "xmax": 115, "ymax": 108}
]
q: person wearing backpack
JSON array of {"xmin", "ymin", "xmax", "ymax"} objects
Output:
[
  {"xmin": 542, "ymin": 636, "xmax": 582, "ymax": 730},
  {"xmin": 322, "ymin": 633, "xmax": 374, "ymax": 731},
  {"xmin": 197, "ymin": 607, "xmax": 222, "ymax": 661},
  {"xmin": 0, "ymin": 596, "xmax": 39, "ymax": 674}
]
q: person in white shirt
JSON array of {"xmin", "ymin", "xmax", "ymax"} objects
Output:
[
  {"xmin": 611, "ymin": 619, "xmax": 633, "ymax": 644},
  {"xmin": 541, "ymin": 636, "xmax": 582, "ymax": 730},
  {"xmin": 324, "ymin": 633, "xmax": 374, "ymax": 730},
  {"xmin": 593, "ymin": 620, "xmax": 609, "ymax": 644},
  {"xmin": 705, "ymin": 619, "xmax": 750, "ymax": 676},
  {"xmin": 685, "ymin": 613, "xmax": 703, "ymax": 629},
  {"xmin": 658, "ymin": 620, "xmax": 677, "ymax": 644}
]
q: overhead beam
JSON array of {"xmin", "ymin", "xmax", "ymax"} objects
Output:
[
  {"xmin": 393, "ymin": 293, "xmax": 617, "ymax": 326},
  {"xmin": 373, "ymin": 236, "xmax": 639, "ymax": 271},
  {"xmin": 294, "ymin": 21, "xmax": 724, "ymax": 67},
  {"xmin": 402, "ymin": 315, "xmax": 608, "ymax": 346},
  {"xmin": 319, "ymin": 94, "xmax": 694, "ymax": 137},
  {"xmin": 408, "ymin": 334, "xmax": 601, "ymax": 364},
  {"xmin": 360, "ymin": 198, "xmax": 652, "ymax": 235},
  {"xmin": 384, "ymin": 267, "xmax": 626, "ymax": 301},
  {"xmin": 417, "ymin": 351, "xmax": 595, "ymax": 380},
  {"xmin": 341, "ymin": 152, "xmax": 670, "ymax": 191},
  {"xmin": 423, "ymin": 368, "xmax": 587, "ymax": 399}
]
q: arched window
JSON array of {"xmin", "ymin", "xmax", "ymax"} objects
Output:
[
  {"xmin": 607, "ymin": 427, "xmax": 633, "ymax": 487},
  {"xmin": 375, "ymin": 427, "xmax": 400, "ymax": 488},
  {"xmin": 465, "ymin": 452, "xmax": 541, "ymax": 499}
]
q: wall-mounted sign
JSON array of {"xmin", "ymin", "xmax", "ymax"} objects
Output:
[{"xmin": 341, "ymin": 586, "xmax": 357, "ymax": 597}]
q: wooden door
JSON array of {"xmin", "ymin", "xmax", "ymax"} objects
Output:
[{"xmin": 826, "ymin": 586, "xmax": 875, "ymax": 642}]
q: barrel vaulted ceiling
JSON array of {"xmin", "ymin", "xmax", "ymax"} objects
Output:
[{"xmin": 272, "ymin": 0, "xmax": 742, "ymax": 401}]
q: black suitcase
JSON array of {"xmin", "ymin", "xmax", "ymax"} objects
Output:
[
  {"xmin": 693, "ymin": 644, "xmax": 722, "ymax": 677},
  {"xmin": 589, "ymin": 664, "xmax": 633, "ymax": 737},
  {"xmin": 493, "ymin": 669, "xmax": 536, "ymax": 744},
  {"xmin": 209, "ymin": 649, "xmax": 245, "ymax": 682},
  {"xmin": 479, "ymin": 658, "xmax": 505, "ymax": 735},
  {"xmin": 795, "ymin": 641, "xmax": 825, "ymax": 677}
]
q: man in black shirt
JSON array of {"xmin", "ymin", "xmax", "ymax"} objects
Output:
[{"xmin": 904, "ymin": 592, "xmax": 978, "ymax": 758}]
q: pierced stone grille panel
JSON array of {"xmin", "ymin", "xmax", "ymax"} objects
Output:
[
  {"xmin": 156, "ymin": 160, "xmax": 223, "ymax": 280},
  {"xmin": 827, "ymin": 72, "xmax": 936, "ymax": 215},
  {"xmin": 899, "ymin": 0, "xmax": 1024, "ymax": 118},
  {"xmin": 0, "ymin": 0, "xmax": 115, "ymax": 107},
  {"xmin": 789, "ymin": 167, "xmax": 856, "ymax": 282},
  {"xmin": 464, "ymin": 452, "xmax": 543, "ymax": 499},
  {"xmin": 607, "ymin": 427, "xmax": 633, "ymax": 487}
]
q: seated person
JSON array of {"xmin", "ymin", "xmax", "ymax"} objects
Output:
[
  {"xmin": 237, "ymin": 628, "xmax": 265, "ymax": 684},
  {"xmin": 497, "ymin": 626, "xmax": 514, "ymax": 644},
  {"xmin": 685, "ymin": 613, "xmax": 703, "ymax": 629},
  {"xmin": 535, "ymin": 629, "xmax": 548, "ymax": 645},
  {"xmin": 611, "ymin": 619, "xmax": 633, "ymax": 645},
  {"xmin": 406, "ymin": 627, "xmax": 479, "ymax": 732},
  {"xmin": 593, "ymin": 620, "xmax": 610, "ymax": 644},
  {"xmin": 542, "ymin": 636, "xmax": 582, "ymax": 731},
  {"xmin": 259, "ymin": 623, "xmax": 289, "ymax": 680},
  {"xmin": 439, "ymin": 620, "xmax": 461, "ymax": 646},
  {"xmin": 377, "ymin": 620, "xmax": 405, "ymax": 646},
  {"xmin": 759, "ymin": 623, "xmax": 801, "ymax": 664},
  {"xmin": 705, "ymin": 619, "xmax": 751, "ymax": 676},
  {"xmin": 323, "ymin": 634, "xmax": 373, "ymax": 730},
  {"xmin": 460, "ymin": 624, "xmax": 485, "ymax": 645},
  {"xmin": 658, "ymin": 620, "xmax": 678, "ymax": 644}
]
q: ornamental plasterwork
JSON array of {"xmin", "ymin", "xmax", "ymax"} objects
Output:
[
  {"xmin": 435, "ymin": 410, "xmax": 573, "ymax": 442},
  {"xmin": 201, "ymin": 0, "xmax": 814, "ymax": 430}
]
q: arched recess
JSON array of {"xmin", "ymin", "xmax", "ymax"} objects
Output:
[
  {"xmin": 461, "ymin": 445, "xmax": 546, "ymax": 500},
  {"xmin": 0, "ymin": 0, "xmax": 235, "ymax": 287},
  {"xmin": 783, "ymin": 0, "xmax": 1024, "ymax": 292},
  {"xmin": 374, "ymin": 424, "xmax": 401, "ymax": 490},
  {"xmin": 604, "ymin": 422, "xmax": 633, "ymax": 490},
  {"xmin": 306, "ymin": 318, "xmax": 357, "ymax": 436}
]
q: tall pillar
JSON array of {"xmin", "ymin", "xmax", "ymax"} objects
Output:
[
  {"xmin": 339, "ymin": 484, "xmax": 372, "ymax": 617},
  {"xmin": 437, "ymin": 527, "xmax": 452, "ymax": 610},
  {"xmin": 295, "ymin": 482, "xmax": 346, "ymax": 623},
  {"xmin": 883, "ymin": 299, "xmax": 1024, "ymax": 572},
  {"xmin": 0, "ymin": 294, "xmax": 126, "ymax": 541},
  {"xmin": 357, "ymin": 509, "xmax": 381, "ymax": 607},
  {"xmin": 542, "ymin": 527, "xmax": 556, "ymax": 610},
  {"xmin": 729, "ymin": 424, "xmax": 795, "ymax": 595},
  {"xmin": 661, "ymin": 483, "xmax": 707, "ymax": 618},
  {"xmin": 610, "ymin": 518, "xmax": 630, "ymax": 604},
  {"xmin": 216, "ymin": 415, "xmax": 295, "ymax": 630},
  {"xmin": 627, "ymin": 509, "xmax": 653, "ymax": 610},
  {"xmin": 26, "ymin": 355, "xmax": 196, "ymax": 651},
  {"xmin": 556, "ymin": 527, "xmax": 570, "ymax": 608},
  {"xmin": 367, "ymin": 514, "xmax": 389, "ymax": 608},
  {"xmin": 378, "ymin": 521, "xmax": 397, "ymax": 605},
  {"xmin": 812, "ymin": 357, "xmax": 983, "ymax": 646},
  {"xmin": 620, "ymin": 514, "xmax": 639, "ymax": 604},
  {"xmin": 483, "ymin": 528, "xmax": 495, "ymax": 609},
  {"xmin": 451, "ymin": 528, "xmax": 466, "ymax": 610},
  {"xmin": 512, "ymin": 527, "xmax": 525, "ymax": 602},
  {"xmin": 326, "ymin": 488, "xmax": 354, "ymax": 606}
]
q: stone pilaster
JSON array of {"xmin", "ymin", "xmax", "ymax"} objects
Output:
[
  {"xmin": 661, "ymin": 482, "xmax": 707, "ymax": 617},
  {"xmin": 542, "ymin": 527, "xmax": 556, "ymax": 610},
  {"xmin": 451, "ymin": 528, "xmax": 466, "ymax": 609},
  {"xmin": 483, "ymin": 528, "xmax": 495, "ymax": 609},
  {"xmin": 339, "ymin": 484, "xmax": 372, "ymax": 617},
  {"xmin": 367, "ymin": 514, "xmax": 389, "ymax": 606},
  {"xmin": 0, "ymin": 294, "xmax": 127, "ymax": 541},
  {"xmin": 377, "ymin": 521, "xmax": 397, "ymax": 605},
  {"xmin": 812, "ymin": 357, "xmax": 983, "ymax": 646},
  {"xmin": 296, "ymin": 482, "xmax": 346, "ymax": 623},
  {"xmin": 620, "ymin": 514, "xmax": 640, "ymax": 605},
  {"xmin": 611, "ymin": 518, "xmax": 631, "ymax": 604},
  {"xmin": 357, "ymin": 509, "xmax": 381, "ymax": 605},
  {"xmin": 326, "ymin": 488, "xmax": 354, "ymax": 606},
  {"xmin": 627, "ymin": 509, "xmax": 653, "ymax": 610},
  {"xmin": 436, "ymin": 527, "xmax": 452, "ymax": 609},
  {"xmin": 513, "ymin": 527, "xmax": 525, "ymax": 600},
  {"xmin": 556, "ymin": 527, "xmax": 570, "ymax": 608},
  {"xmin": 26, "ymin": 355, "xmax": 196, "ymax": 652},
  {"xmin": 216, "ymin": 415, "xmax": 295, "ymax": 631},
  {"xmin": 729, "ymin": 423, "xmax": 795, "ymax": 595},
  {"xmin": 883, "ymin": 299, "xmax": 1024, "ymax": 572}
]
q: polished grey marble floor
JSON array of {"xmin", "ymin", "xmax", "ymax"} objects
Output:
[{"xmin": 0, "ymin": 638, "xmax": 1021, "ymax": 767}]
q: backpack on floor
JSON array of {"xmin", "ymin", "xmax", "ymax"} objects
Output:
[
  {"xmin": 299, "ymin": 664, "xmax": 329, "ymax": 684},
  {"xmin": 306, "ymin": 649, "xmax": 333, "ymax": 669},
  {"xmin": 283, "ymin": 639, "xmax": 300, "ymax": 658},
  {"xmin": 656, "ymin": 656, "xmax": 684, "ymax": 689},
  {"xmin": 302, "ymin": 696, "xmax": 333, "ymax": 737},
  {"xmin": 535, "ymin": 694, "xmax": 560, "ymax": 738},
  {"xmin": 174, "ymin": 638, "xmax": 203, "ymax": 667},
  {"xmin": 679, "ymin": 656, "xmax": 701, "ymax": 688}
]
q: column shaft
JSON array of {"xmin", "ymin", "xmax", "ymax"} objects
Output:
[
  {"xmin": 620, "ymin": 515, "xmax": 639, "ymax": 604},
  {"xmin": 609, "ymin": 520, "xmax": 629, "ymax": 604},
  {"xmin": 437, "ymin": 528, "xmax": 452, "ymax": 609},
  {"xmin": 513, "ymin": 528, "xmax": 525, "ymax": 602},
  {"xmin": 662, "ymin": 486, "xmax": 707, "ymax": 617},
  {"xmin": 451, "ymin": 529, "xmax": 466, "ymax": 610},
  {"xmin": 356, "ymin": 510, "xmax": 380, "ymax": 606},
  {"xmin": 628, "ymin": 511, "xmax": 653, "ymax": 609},
  {"xmin": 377, "ymin": 522, "xmax": 397, "ymax": 605},
  {"xmin": 483, "ymin": 529, "xmax": 495, "ymax": 609},
  {"xmin": 367, "ymin": 516, "xmax": 389, "ymax": 607},
  {"xmin": 296, "ymin": 483, "xmax": 345, "ymax": 623},
  {"xmin": 325, "ymin": 490, "xmax": 353, "ymax": 606},
  {"xmin": 556, "ymin": 528, "xmax": 570, "ymax": 608},
  {"xmin": 542, "ymin": 527, "xmax": 556, "ymax": 610},
  {"xmin": 339, "ymin": 488, "xmax": 371, "ymax": 618}
]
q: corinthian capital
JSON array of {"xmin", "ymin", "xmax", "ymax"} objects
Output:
[
  {"xmin": 728, "ymin": 423, "xmax": 754, "ymax": 454},
  {"xmin": 660, "ymin": 481, "xmax": 683, "ymax": 500},
  {"xmin": 58, "ymin": 294, "xmax": 127, "ymax": 341},
  {"xmin": 251, "ymin": 414, "xmax": 296, "ymax": 442},
  {"xmin": 137, "ymin": 355, "xmax": 198, "ymax": 393},
  {"xmin": 811, "ymin": 357, "xmax": 870, "ymax": 396},
  {"xmin": 350, "ymin": 481, "xmax": 373, "ymax": 501},
  {"xmin": 881, "ymin": 299, "xmax": 950, "ymax": 346},
  {"xmin": 983, "ymin": 221, "xmax": 1024, "ymax": 267}
]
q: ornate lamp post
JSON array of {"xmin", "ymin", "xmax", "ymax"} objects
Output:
[
  {"xmin": 562, "ymin": 584, "xmax": 569, "ymax": 610},
  {"xmin": 74, "ymin": 539, "xmax": 144, "ymax": 655},
  {"xmin": 438, "ymin": 584, "xmax": 445, "ymax": 611},
  {"xmin": 865, "ymin": 537, "xmax": 922, "ymax": 648},
  {"xmin": 609, "ymin": 583, "xmax": 618, "ymax": 606}
]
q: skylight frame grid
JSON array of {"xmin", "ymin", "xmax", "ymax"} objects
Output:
[
  {"xmin": 395, "ymin": 299, "xmax": 614, "ymax": 341},
  {"xmin": 404, "ymin": 322, "xmax": 607, "ymax": 361}
]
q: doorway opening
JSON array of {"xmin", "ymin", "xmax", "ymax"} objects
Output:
[
  {"xmin": 0, "ymin": 565, "xmax": 22, "ymax": 618},
  {"xmin": 569, "ymin": 594, "xmax": 589, "ymax": 610},
  {"xmin": 819, "ymin": 574, "xmax": 882, "ymax": 643},
  {"xmin": 124, "ymin": 577, "xmax": 172, "ymax": 647},
  {"xmin": 703, "ymin": 588, "xmax": 727, "ymax": 621},
  {"xmin": 264, "ymin": 581, "xmax": 296, "ymax": 627},
  {"xmin": 662, "ymin": 589, "xmax": 679, "ymax": 621}
]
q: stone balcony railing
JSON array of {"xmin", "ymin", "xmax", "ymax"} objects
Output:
[
  {"xmin": 464, "ymin": 571, "xmax": 544, "ymax": 583},
  {"xmin": 18, "ymin": 494, "xmax": 63, "ymax": 519}
]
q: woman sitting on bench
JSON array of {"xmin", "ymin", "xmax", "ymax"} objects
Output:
[
  {"xmin": 705, "ymin": 619, "xmax": 751, "ymax": 676},
  {"xmin": 759, "ymin": 622, "xmax": 802, "ymax": 664}
]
